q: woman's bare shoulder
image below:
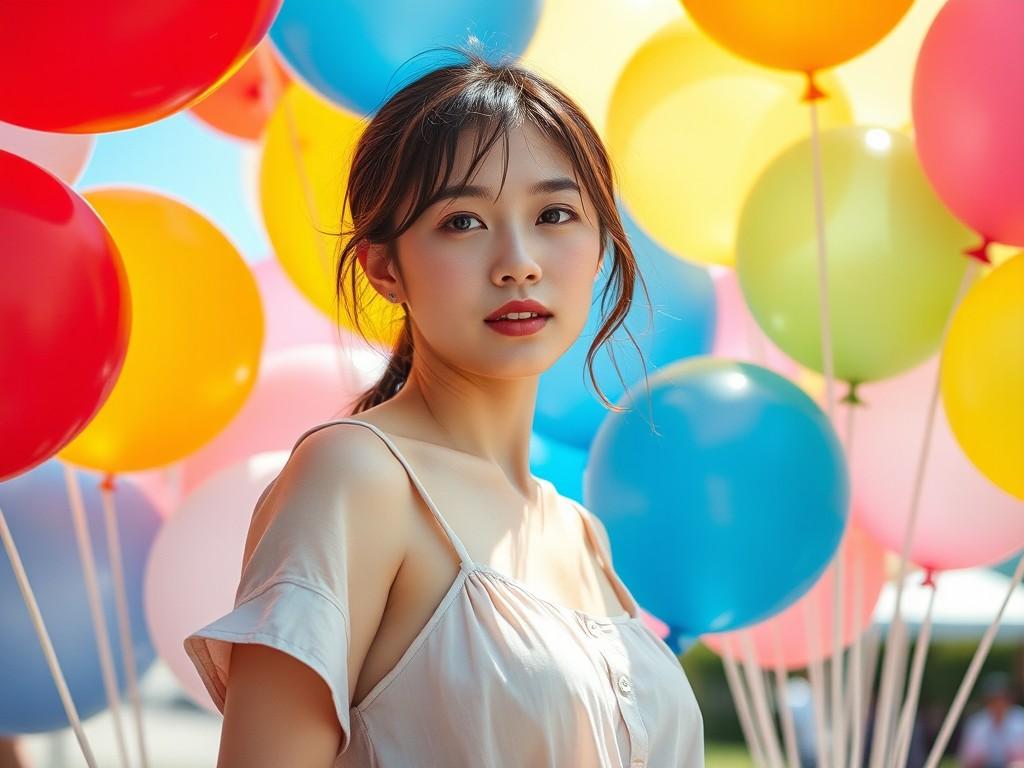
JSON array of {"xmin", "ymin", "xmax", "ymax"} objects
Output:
[
  {"xmin": 216, "ymin": 420, "xmax": 416, "ymax": 767},
  {"xmin": 273, "ymin": 417, "xmax": 417, "ymax": 523}
]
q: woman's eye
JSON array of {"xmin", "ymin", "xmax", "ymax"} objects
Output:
[
  {"xmin": 539, "ymin": 207, "xmax": 575, "ymax": 225},
  {"xmin": 443, "ymin": 214, "xmax": 483, "ymax": 232}
]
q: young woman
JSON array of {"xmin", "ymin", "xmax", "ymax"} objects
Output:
[{"xmin": 185, "ymin": 50, "xmax": 704, "ymax": 768}]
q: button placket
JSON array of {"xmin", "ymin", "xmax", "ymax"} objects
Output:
[
  {"xmin": 578, "ymin": 615, "xmax": 650, "ymax": 766},
  {"xmin": 606, "ymin": 645, "xmax": 650, "ymax": 766}
]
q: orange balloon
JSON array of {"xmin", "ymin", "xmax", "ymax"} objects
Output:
[
  {"xmin": 679, "ymin": 0, "xmax": 913, "ymax": 74},
  {"xmin": 60, "ymin": 188, "xmax": 264, "ymax": 472},
  {"xmin": 190, "ymin": 43, "xmax": 291, "ymax": 141}
]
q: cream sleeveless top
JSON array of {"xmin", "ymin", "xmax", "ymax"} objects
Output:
[{"xmin": 184, "ymin": 418, "xmax": 704, "ymax": 767}]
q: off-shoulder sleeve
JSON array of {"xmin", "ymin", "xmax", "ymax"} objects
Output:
[{"xmin": 182, "ymin": 473, "xmax": 355, "ymax": 754}]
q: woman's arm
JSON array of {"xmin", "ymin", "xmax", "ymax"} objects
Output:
[{"xmin": 212, "ymin": 425, "xmax": 411, "ymax": 768}]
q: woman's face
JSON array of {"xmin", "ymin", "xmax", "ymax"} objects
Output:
[{"xmin": 386, "ymin": 121, "xmax": 603, "ymax": 380}]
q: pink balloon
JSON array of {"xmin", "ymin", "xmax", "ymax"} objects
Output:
[
  {"xmin": 145, "ymin": 451, "xmax": 286, "ymax": 714},
  {"xmin": 179, "ymin": 343, "xmax": 387, "ymax": 497},
  {"xmin": 0, "ymin": 120, "xmax": 95, "ymax": 184},
  {"xmin": 711, "ymin": 267, "xmax": 801, "ymax": 377},
  {"xmin": 844, "ymin": 356, "xmax": 1024, "ymax": 570},
  {"xmin": 701, "ymin": 520, "xmax": 887, "ymax": 669},
  {"xmin": 253, "ymin": 257, "xmax": 356, "ymax": 354},
  {"xmin": 640, "ymin": 607, "xmax": 670, "ymax": 640},
  {"xmin": 912, "ymin": 0, "xmax": 1024, "ymax": 248}
]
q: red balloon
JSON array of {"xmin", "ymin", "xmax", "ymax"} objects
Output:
[
  {"xmin": 912, "ymin": 0, "xmax": 1024, "ymax": 248},
  {"xmin": 0, "ymin": 1, "xmax": 283, "ymax": 133},
  {"xmin": 0, "ymin": 150, "xmax": 131, "ymax": 480}
]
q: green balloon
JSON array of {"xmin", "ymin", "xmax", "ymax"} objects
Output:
[{"xmin": 736, "ymin": 126, "xmax": 974, "ymax": 383}]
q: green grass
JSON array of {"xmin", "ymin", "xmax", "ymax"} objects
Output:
[{"xmin": 705, "ymin": 741, "xmax": 956, "ymax": 767}]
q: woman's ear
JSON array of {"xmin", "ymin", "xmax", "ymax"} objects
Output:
[{"xmin": 357, "ymin": 240, "xmax": 403, "ymax": 302}]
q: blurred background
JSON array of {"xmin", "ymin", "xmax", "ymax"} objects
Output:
[{"xmin": 2, "ymin": 0, "xmax": 1022, "ymax": 766}]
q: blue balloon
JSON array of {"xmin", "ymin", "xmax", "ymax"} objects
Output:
[
  {"xmin": 0, "ymin": 461, "xmax": 162, "ymax": 734},
  {"xmin": 529, "ymin": 431, "xmax": 588, "ymax": 504},
  {"xmin": 269, "ymin": 0, "xmax": 543, "ymax": 115},
  {"xmin": 534, "ymin": 203, "xmax": 716, "ymax": 451},
  {"xmin": 584, "ymin": 357, "xmax": 848, "ymax": 636},
  {"xmin": 663, "ymin": 628, "xmax": 697, "ymax": 657}
]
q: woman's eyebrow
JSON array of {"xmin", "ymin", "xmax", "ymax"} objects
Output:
[{"xmin": 426, "ymin": 177, "xmax": 580, "ymax": 208}]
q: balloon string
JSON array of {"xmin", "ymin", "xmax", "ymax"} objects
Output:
[
  {"xmin": 852, "ymin": 625, "xmax": 884, "ymax": 768},
  {"xmin": 0, "ymin": 505, "xmax": 99, "ymax": 767},
  {"xmin": 923, "ymin": 552, "xmax": 1024, "ymax": 768},
  {"xmin": 741, "ymin": 298, "xmax": 769, "ymax": 367},
  {"xmin": 892, "ymin": 576, "xmax": 938, "ymax": 768},
  {"xmin": 64, "ymin": 463, "xmax": 133, "ymax": 768},
  {"xmin": 867, "ymin": 258, "xmax": 980, "ymax": 768},
  {"xmin": 846, "ymin": 555, "xmax": 866, "ymax": 768},
  {"xmin": 808, "ymin": 98, "xmax": 837, "ymax": 423},
  {"xmin": 830, "ymin": 544, "xmax": 847, "ymax": 768},
  {"xmin": 809, "ymin": 90, "xmax": 849, "ymax": 767},
  {"xmin": 740, "ymin": 631, "xmax": 786, "ymax": 768},
  {"xmin": 803, "ymin": 593, "xmax": 831, "ymax": 768},
  {"xmin": 832, "ymin": 378, "xmax": 862, "ymax": 768},
  {"xmin": 771, "ymin": 624, "xmax": 801, "ymax": 768},
  {"xmin": 101, "ymin": 474, "xmax": 151, "ymax": 768},
  {"xmin": 722, "ymin": 638, "xmax": 769, "ymax": 767}
]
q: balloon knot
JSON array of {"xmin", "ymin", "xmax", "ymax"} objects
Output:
[
  {"xmin": 801, "ymin": 71, "xmax": 828, "ymax": 103},
  {"xmin": 840, "ymin": 381, "xmax": 864, "ymax": 406},
  {"xmin": 964, "ymin": 235, "xmax": 993, "ymax": 265},
  {"xmin": 921, "ymin": 568, "xmax": 937, "ymax": 589},
  {"xmin": 100, "ymin": 472, "xmax": 117, "ymax": 492}
]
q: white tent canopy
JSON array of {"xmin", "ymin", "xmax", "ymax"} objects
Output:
[{"xmin": 872, "ymin": 566, "xmax": 1024, "ymax": 641}]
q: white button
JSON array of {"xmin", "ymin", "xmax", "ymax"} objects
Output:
[
  {"xmin": 586, "ymin": 619, "xmax": 602, "ymax": 637},
  {"xmin": 617, "ymin": 675, "xmax": 632, "ymax": 694}
]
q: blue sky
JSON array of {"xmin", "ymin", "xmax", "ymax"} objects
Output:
[{"xmin": 74, "ymin": 111, "xmax": 271, "ymax": 263}]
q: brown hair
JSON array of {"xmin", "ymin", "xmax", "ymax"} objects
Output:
[{"xmin": 334, "ymin": 46, "xmax": 652, "ymax": 416}]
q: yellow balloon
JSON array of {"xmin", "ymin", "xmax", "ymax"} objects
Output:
[
  {"xmin": 680, "ymin": 0, "xmax": 914, "ymax": 73},
  {"xmin": 833, "ymin": 0, "xmax": 947, "ymax": 128},
  {"xmin": 519, "ymin": 0, "xmax": 683, "ymax": 139},
  {"xmin": 260, "ymin": 82, "xmax": 399, "ymax": 345},
  {"xmin": 941, "ymin": 251, "xmax": 1024, "ymax": 499},
  {"xmin": 606, "ymin": 20, "xmax": 852, "ymax": 266},
  {"xmin": 59, "ymin": 189, "xmax": 263, "ymax": 472}
]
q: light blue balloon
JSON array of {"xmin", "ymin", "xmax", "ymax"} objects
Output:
[
  {"xmin": 0, "ymin": 461, "xmax": 162, "ymax": 734},
  {"xmin": 534, "ymin": 203, "xmax": 716, "ymax": 451},
  {"xmin": 269, "ymin": 0, "xmax": 543, "ymax": 116},
  {"xmin": 529, "ymin": 431, "xmax": 588, "ymax": 505},
  {"xmin": 74, "ymin": 111, "xmax": 270, "ymax": 263},
  {"xmin": 584, "ymin": 356, "xmax": 848, "ymax": 636}
]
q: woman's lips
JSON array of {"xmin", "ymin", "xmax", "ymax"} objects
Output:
[{"xmin": 484, "ymin": 315, "xmax": 550, "ymax": 336}]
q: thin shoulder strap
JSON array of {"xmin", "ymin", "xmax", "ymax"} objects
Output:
[
  {"xmin": 565, "ymin": 493, "xmax": 640, "ymax": 619},
  {"xmin": 290, "ymin": 418, "xmax": 475, "ymax": 570}
]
